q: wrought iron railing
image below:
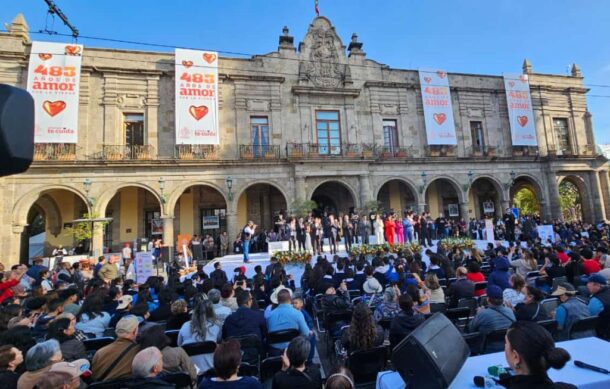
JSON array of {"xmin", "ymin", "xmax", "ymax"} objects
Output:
[
  {"xmin": 286, "ymin": 143, "xmax": 377, "ymax": 159},
  {"xmin": 426, "ymin": 145, "xmax": 457, "ymax": 157},
  {"xmin": 102, "ymin": 145, "xmax": 156, "ymax": 160},
  {"xmin": 239, "ymin": 144, "xmax": 281, "ymax": 160},
  {"xmin": 377, "ymin": 146, "xmax": 413, "ymax": 159},
  {"xmin": 33, "ymin": 143, "xmax": 77, "ymax": 161},
  {"xmin": 512, "ymin": 146, "xmax": 539, "ymax": 157},
  {"xmin": 175, "ymin": 144, "xmax": 219, "ymax": 160}
]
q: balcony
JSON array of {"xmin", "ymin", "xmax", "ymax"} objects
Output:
[
  {"xmin": 102, "ymin": 145, "xmax": 156, "ymax": 160},
  {"xmin": 239, "ymin": 144, "xmax": 281, "ymax": 160},
  {"xmin": 377, "ymin": 146, "xmax": 414, "ymax": 160},
  {"xmin": 512, "ymin": 146, "xmax": 539, "ymax": 157},
  {"xmin": 426, "ymin": 145, "xmax": 457, "ymax": 157},
  {"xmin": 34, "ymin": 143, "xmax": 77, "ymax": 161},
  {"xmin": 175, "ymin": 144, "xmax": 219, "ymax": 160},
  {"xmin": 286, "ymin": 143, "xmax": 376, "ymax": 159}
]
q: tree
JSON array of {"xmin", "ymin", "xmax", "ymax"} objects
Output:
[
  {"xmin": 290, "ymin": 199, "xmax": 318, "ymax": 217},
  {"xmin": 513, "ymin": 188, "xmax": 539, "ymax": 216},
  {"xmin": 363, "ymin": 200, "xmax": 382, "ymax": 214},
  {"xmin": 559, "ymin": 181, "xmax": 582, "ymax": 221},
  {"xmin": 63, "ymin": 212, "xmax": 109, "ymax": 251}
]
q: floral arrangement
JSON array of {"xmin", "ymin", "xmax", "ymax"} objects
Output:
[
  {"xmin": 438, "ymin": 237, "xmax": 474, "ymax": 251},
  {"xmin": 275, "ymin": 251, "xmax": 313, "ymax": 266},
  {"xmin": 348, "ymin": 242, "xmax": 422, "ymax": 259}
]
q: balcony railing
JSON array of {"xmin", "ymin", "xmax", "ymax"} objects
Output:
[
  {"xmin": 175, "ymin": 144, "xmax": 219, "ymax": 160},
  {"xmin": 512, "ymin": 146, "xmax": 539, "ymax": 157},
  {"xmin": 239, "ymin": 144, "xmax": 281, "ymax": 160},
  {"xmin": 426, "ymin": 145, "xmax": 457, "ymax": 157},
  {"xmin": 286, "ymin": 143, "xmax": 377, "ymax": 159},
  {"xmin": 102, "ymin": 145, "xmax": 156, "ymax": 160},
  {"xmin": 34, "ymin": 143, "xmax": 77, "ymax": 161},
  {"xmin": 377, "ymin": 146, "xmax": 414, "ymax": 160}
]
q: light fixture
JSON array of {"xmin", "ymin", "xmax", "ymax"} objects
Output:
[
  {"xmin": 468, "ymin": 170, "xmax": 474, "ymax": 183},
  {"xmin": 419, "ymin": 172, "xmax": 427, "ymax": 194},
  {"xmin": 158, "ymin": 177, "xmax": 166, "ymax": 204},
  {"xmin": 504, "ymin": 170, "xmax": 517, "ymax": 190},
  {"xmin": 225, "ymin": 176, "xmax": 234, "ymax": 201},
  {"xmin": 83, "ymin": 178, "xmax": 94, "ymax": 206}
]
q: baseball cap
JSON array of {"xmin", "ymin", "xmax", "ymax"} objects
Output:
[
  {"xmin": 116, "ymin": 295, "xmax": 133, "ymax": 310},
  {"xmin": 587, "ymin": 273, "xmax": 608, "ymax": 285},
  {"xmin": 551, "ymin": 282, "xmax": 577, "ymax": 296},
  {"xmin": 50, "ymin": 359, "xmax": 91, "ymax": 377},
  {"xmin": 486, "ymin": 285, "xmax": 503, "ymax": 299},
  {"xmin": 115, "ymin": 315, "xmax": 139, "ymax": 335}
]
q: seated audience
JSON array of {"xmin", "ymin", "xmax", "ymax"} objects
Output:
[
  {"xmin": 466, "ymin": 262, "xmax": 486, "ymax": 297},
  {"xmin": 46, "ymin": 317, "xmax": 86, "ymax": 361},
  {"xmin": 488, "ymin": 255, "xmax": 511, "ymax": 291},
  {"xmin": 469, "ymin": 286, "xmax": 515, "ymax": 350},
  {"xmin": 199, "ymin": 340, "xmax": 262, "ymax": 389},
  {"xmin": 389, "ymin": 294, "xmax": 425, "ymax": 350},
  {"xmin": 90, "ymin": 315, "xmax": 141, "ymax": 381},
  {"xmin": 446, "ymin": 266, "xmax": 475, "ymax": 307},
  {"xmin": 272, "ymin": 336, "xmax": 322, "ymax": 389},
  {"xmin": 139, "ymin": 325, "xmax": 197, "ymax": 384},
  {"xmin": 266, "ymin": 289, "xmax": 310, "ymax": 353},
  {"xmin": 325, "ymin": 367, "xmax": 355, "ymax": 389},
  {"xmin": 340, "ymin": 304, "xmax": 383, "ymax": 354},
  {"xmin": 17, "ymin": 339, "xmax": 62, "ymax": 389},
  {"xmin": 209, "ymin": 289, "xmax": 232, "ymax": 325},
  {"xmin": 222, "ymin": 290, "xmax": 267, "ymax": 341},
  {"xmin": 551, "ymin": 282, "xmax": 592, "ymax": 340},
  {"xmin": 373, "ymin": 285, "xmax": 401, "ymax": 322},
  {"xmin": 0, "ymin": 345, "xmax": 23, "ymax": 389},
  {"xmin": 587, "ymin": 273, "xmax": 610, "ymax": 316},
  {"xmin": 503, "ymin": 274, "xmax": 526, "ymax": 308},
  {"xmin": 424, "ymin": 273, "xmax": 445, "ymax": 304},
  {"xmin": 220, "ymin": 284, "xmax": 238, "ymax": 312},
  {"xmin": 130, "ymin": 346, "xmax": 174, "ymax": 389},
  {"xmin": 514, "ymin": 286, "xmax": 550, "ymax": 322},
  {"xmin": 166, "ymin": 299, "xmax": 190, "ymax": 330},
  {"xmin": 75, "ymin": 292, "xmax": 110, "ymax": 338}
]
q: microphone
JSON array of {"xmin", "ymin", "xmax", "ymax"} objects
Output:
[
  {"xmin": 473, "ymin": 376, "xmax": 498, "ymax": 387},
  {"xmin": 574, "ymin": 360, "xmax": 610, "ymax": 375},
  {"xmin": 473, "ymin": 376, "xmax": 485, "ymax": 387}
]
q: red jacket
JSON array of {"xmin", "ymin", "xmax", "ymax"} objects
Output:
[{"xmin": 0, "ymin": 279, "xmax": 19, "ymax": 304}]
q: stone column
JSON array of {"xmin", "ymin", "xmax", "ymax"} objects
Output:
[
  {"xmin": 459, "ymin": 202, "xmax": 470, "ymax": 220},
  {"xmin": 92, "ymin": 223, "xmax": 104, "ymax": 258},
  {"xmin": 590, "ymin": 171, "xmax": 606, "ymax": 222},
  {"xmin": 226, "ymin": 211, "xmax": 238, "ymax": 243},
  {"xmin": 417, "ymin": 202, "xmax": 427, "ymax": 214},
  {"xmin": 162, "ymin": 216, "xmax": 175, "ymax": 248},
  {"xmin": 359, "ymin": 174, "xmax": 372, "ymax": 208},
  {"xmin": 546, "ymin": 172, "xmax": 562, "ymax": 221},
  {"xmin": 8, "ymin": 224, "xmax": 26, "ymax": 267},
  {"xmin": 599, "ymin": 171, "xmax": 610, "ymax": 220},
  {"xmin": 295, "ymin": 177, "xmax": 306, "ymax": 202}
]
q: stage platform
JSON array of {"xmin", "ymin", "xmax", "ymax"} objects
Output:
[{"xmin": 185, "ymin": 239, "xmax": 498, "ymax": 287}]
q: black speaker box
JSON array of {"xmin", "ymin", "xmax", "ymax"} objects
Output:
[{"xmin": 391, "ymin": 313, "xmax": 469, "ymax": 389}]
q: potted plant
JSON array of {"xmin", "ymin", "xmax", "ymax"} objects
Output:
[
  {"xmin": 242, "ymin": 149, "xmax": 253, "ymax": 160},
  {"xmin": 265, "ymin": 150, "xmax": 276, "ymax": 160},
  {"xmin": 395, "ymin": 149, "xmax": 408, "ymax": 158},
  {"xmin": 362, "ymin": 144, "xmax": 375, "ymax": 158}
]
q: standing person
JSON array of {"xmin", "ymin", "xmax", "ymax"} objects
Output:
[
  {"xmin": 395, "ymin": 216, "xmax": 404, "ymax": 245},
  {"xmin": 121, "ymin": 243, "xmax": 132, "ymax": 262},
  {"xmin": 404, "ymin": 212, "xmax": 414, "ymax": 243},
  {"xmin": 384, "ymin": 215, "xmax": 396, "ymax": 245},
  {"xmin": 287, "ymin": 218, "xmax": 297, "ymax": 253},
  {"xmin": 374, "ymin": 215, "xmax": 384, "ymax": 245},
  {"xmin": 328, "ymin": 216, "xmax": 338, "ymax": 255},
  {"xmin": 342, "ymin": 215, "xmax": 353, "ymax": 251},
  {"xmin": 304, "ymin": 225, "xmax": 313, "ymax": 254},
  {"xmin": 297, "ymin": 218, "xmax": 306, "ymax": 252},
  {"xmin": 503, "ymin": 208, "xmax": 516, "ymax": 242},
  {"xmin": 241, "ymin": 221, "xmax": 256, "ymax": 264},
  {"xmin": 357, "ymin": 214, "xmax": 369, "ymax": 245},
  {"xmin": 219, "ymin": 231, "xmax": 229, "ymax": 257}
]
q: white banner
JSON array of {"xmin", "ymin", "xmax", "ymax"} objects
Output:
[
  {"xmin": 504, "ymin": 73, "xmax": 537, "ymax": 146},
  {"xmin": 134, "ymin": 251, "xmax": 154, "ymax": 284},
  {"xmin": 175, "ymin": 49, "xmax": 219, "ymax": 144},
  {"xmin": 419, "ymin": 69, "xmax": 457, "ymax": 145},
  {"xmin": 27, "ymin": 41, "xmax": 83, "ymax": 143},
  {"xmin": 537, "ymin": 225, "xmax": 556, "ymax": 243},
  {"xmin": 485, "ymin": 219, "xmax": 495, "ymax": 243}
]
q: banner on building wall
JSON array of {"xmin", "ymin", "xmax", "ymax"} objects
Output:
[
  {"xmin": 175, "ymin": 48, "xmax": 219, "ymax": 145},
  {"xmin": 503, "ymin": 73, "xmax": 538, "ymax": 146},
  {"xmin": 418, "ymin": 69, "xmax": 457, "ymax": 145},
  {"xmin": 26, "ymin": 41, "xmax": 84, "ymax": 143}
]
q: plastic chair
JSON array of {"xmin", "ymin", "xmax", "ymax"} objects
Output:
[
  {"xmin": 162, "ymin": 372, "xmax": 194, "ymax": 389},
  {"xmin": 346, "ymin": 345, "xmax": 388, "ymax": 387},
  {"xmin": 165, "ymin": 329, "xmax": 180, "ymax": 347},
  {"xmin": 569, "ymin": 316, "xmax": 600, "ymax": 340},
  {"xmin": 482, "ymin": 328, "xmax": 508, "ymax": 354},
  {"xmin": 181, "ymin": 341, "xmax": 217, "ymax": 357},
  {"xmin": 462, "ymin": 332, "xmax": 483, "ymax": 356},
  {"xmin": 457, "ymin": 297, "xmax": 478, "ymax": 316},
  {"xmin": 537, "ymin": 319, "xmax": 558, "ymax": 340},
  {"xmin": 260, "ymin": 356, "xmax": 283, "ymax": 383},
  {"xmin": 267, "ymin": 328, "xmax": 300, "ymax": 345}
]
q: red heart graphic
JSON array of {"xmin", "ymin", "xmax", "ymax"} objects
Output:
[
  {"xmin": 509, "ymin": 81, "xmax": 515, "ymax": 88},
  {"xmin": 433, "ymin": 113, "xmax": 447, "ymax": 125},
  {"xmin": 182, "ymin": 60, "xmax": 193, "ymax": 68},
  {"xmin": 189, "ymin": 105, "xmax": 209, "ymax": 121},
  {"xmin": 424, "ymin": 76, "xmax": 432, "ymax": 84},
  {"xmin": 517, "ymin": 116, "xmax": 528, "ymax": 127},
  {"xmin": 202, "ymin": 53, "xmax": 217, "ymax": 64},
  {"xmin": 64, "ymin": 45, "xmax": 81, "ymax": 55},
  {"xmin": 42, "ymin": 100, "xmax": 67, "ymax": 117},
  {"xmin": 436, "ymin": 71, "xmax": 446, "ymax": 79},
  {"xmin": 38, "ymin": 53, "xmax": 52, "ymax": 61}
]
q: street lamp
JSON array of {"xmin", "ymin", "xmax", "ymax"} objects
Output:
[
  {"xmin": 83, "ymin": 178, "xmax": 94, "ymax": 206},
  {"xmin": 158, "ymin": 177, "xmax": 166, "ymax": 204},
  {"xmin": 419, "ymin": 171, "xmax": 427, "ymax": 194},
  {"xmin": 463, "ymin": 170, "xmax": 474, "ymax": 192},
  {"xmin": 225, "ymin": 176, "xmax": 233, "ymax": 201},
  {"xmin": 504, "ymin": 170, "xmax": 517, "ymax": 190}
]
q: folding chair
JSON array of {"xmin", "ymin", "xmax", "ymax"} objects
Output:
[
  {"xmin": 540, "ymin": 298, "xmax": 559, "ymax": 318},
  {"xmin": 162, "ymin": 372, "xmax": 194, "ymax": 389},
  {"xmin": 457, "ymin": 297, "xmax": 479, "ymax": 317},
  {"xmin": 462, "ymin": 332, "xmax": 483, "ymax": 356},
  {"xmin": 482, "ymin": 328, "xmax": 508, "ymax": 354},
  {"xmin": 569, "ymin": 316, "xmax": 599, "ymax": 340},
  {"xmin": 181, "ymin": 341, "xmax": 217, "ymax": 357},
  {"xmin": 537, "ymin": 319, "xmax": 558, "ymax": 340},
  {"xmin": 83, "ymin": 337, "xmax": 115, "ymax": 360},
  {"xmin": 165, "ymin": 329, "xmax": 180, "ymax": 347},
  {"xmin": 267, "ymin": 328, "xmax": 300, "ymax": 346},
  {"xmin": 346, "ymin": 345, "xmax": 388, "ymax": 387},
  {"xmin": 260, "ymin": 356, "xmax": 283, "ymax": 384}
]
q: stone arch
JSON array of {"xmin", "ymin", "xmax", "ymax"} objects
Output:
[
  {"xmin": 236, "ymin": 181, "xmax": 290, "ymax": 233},
  {"xmin": 95, "ymin": 182, "xmax": 164, "ymax": 217},
  {"xmin": 422, "ymin": 175, "xmax": 465, "ymax": 204},
  {"xmin": 467, "ymin": 175, "xmax": 506, "ymax": 218},
  {"xmin": 234, "ymin": 180, "xmax": 291, "ymax": 210},
  {"xmin": 12, "ymin": 185, "xmax": 91, "ymax": 227},
  {"xmin": 511, "ymin": 173, "xmax": 545, "ymax": 202},
  {"xmin": 558, "ymin": 174, "xmax": 589, "ymax": 221},
  {"xmin": 167, "ymin": 181, "xmax": 229, "ymax": 218},
  {"xmin": 308, "ymin": 178, "xmax": 360, "ymax": 209},
  {"xmin": 467, "ymin": 175, "xmax": 506, "ymax": 201},
  {"xmin": 373, "ymin": 177, "xmax": 420, "ymax": 205}
]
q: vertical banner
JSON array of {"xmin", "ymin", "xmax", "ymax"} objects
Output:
[
  {"xmin": 175, "ymin": 49, "xmax": 219, "ymax": 144},
  {"xmin": 134, "ymin": 251, "xmax": 154, "ymax": 284},
  {"xmin": 27, "ymin": 41, "xmax": 83, "ymax": 143},
  {"xmin": 485, "ymin": 219, "xmax": 495, "ymax": 243},
  {"xmin": 504, "ymin": 73, "xmax": 538, "ymax": 146},
  {"xmin": 419, "ymin": 69, "xmax": 457, "ymax": 145}
]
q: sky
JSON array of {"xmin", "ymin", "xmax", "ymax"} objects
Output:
[{"xmin": 3, "ymin": 0, "xmax": 609, "ymax": 143}]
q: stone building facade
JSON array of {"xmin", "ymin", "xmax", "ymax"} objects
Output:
[{"xmin": 1, "ymin": 14, "xmax": 609, "ymax": 265}]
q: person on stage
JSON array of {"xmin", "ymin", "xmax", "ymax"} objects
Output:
[{"xmin": 242, "ymin": 221, "xmax": 256, "ymax": 263}]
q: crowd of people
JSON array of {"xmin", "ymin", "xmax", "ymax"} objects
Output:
[{"xmin": 1, "ymin": 208, "xmax": 610, "ymax": 388}]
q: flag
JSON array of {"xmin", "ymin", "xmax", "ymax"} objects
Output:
[{"xmin": 315, "ymin": 0, "xmax": 319, "ymax": 16}]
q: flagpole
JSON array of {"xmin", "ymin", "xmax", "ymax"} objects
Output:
[{"xmin": 315, "ymin": 0, "xmax": 320, "ymax": 17}]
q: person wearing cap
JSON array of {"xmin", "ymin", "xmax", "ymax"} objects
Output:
[
  {"xmin": 469, "ymin": 286, "xmax": 515, "ymax": 350},
  {"xmin": 551, "ymin": 282, "xmax": 592, "ymax": 340},
  {"xmin": 26, "ymin": 258, "xmax": 47, "ymax": 283},
  {"xmin": 39, "ymin": 359, "xmax": 90, "ymax": 389},
  {"xmin": 361, "ymin": 269, "xmax": 384, "ymax": 307},
  {"xmin": 109, "ymin": 294, "xmax": 133, "ymax": 328},
  {"xmin": 587, "ymin": 273, "xmax": 610, "ymax": 318},
  {"xmin": 90, "ymin": 315, "xmax": 140, "ymax": 381},
  {"xmin": 267, "ymin": 289, "xmax": 310, "ymax": 352}
]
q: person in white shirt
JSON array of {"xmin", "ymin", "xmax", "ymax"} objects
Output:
[
  {"xmin": 242, "ymin": 221, "xmax": 256, "ymax": 263},
  {"xmin": 122, "ymin": 243, "xmax": 132, "ymax": 261}
]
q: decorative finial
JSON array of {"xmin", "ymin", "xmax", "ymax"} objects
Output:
[
  {"xmin": 571, "ymin": 63, "xmax": 582, "ymax": 77},
  {"xmin": 282, "ymin": 26, "xmax": 289, "ymax": 36},
  {"xmin": 522, "ymin": 58, "xmax": 532, "ymax": 74}
]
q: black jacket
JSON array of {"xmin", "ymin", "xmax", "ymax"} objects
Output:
[
  {"xmin": 272, "ymin": 366, "xmax": 322, "ymax": 389},
  {"xmin": 499, "ymin": 374, "xmax": 576, "ymax": 389},
  {"xmin": 0, "ymin": 369, "xmax": 19, "ymax": 389},
  {"xmin": 211, "ymin": 269, "xmax": 228, "ymax": 289},
  {"xmin": 222, "ymin": 307, "xmax": 267, "ymax": 340},
  {"xmin": 514, "ymin": 302, "xmax": 550, "ymax": 322},
  {"xmin": 166, "ymin": 312, "xmax": 191, "ymax": 330},
  {"xmin": 149, "ymin": 304, "xmax": 172, "ymax": 322},
  {"xmin": 447, "ymin": 278, "xmax": 475, "ymax": 308},
  {"xmin": 321, "ymin": 291, "xmax": 351, "ymax": 315},
  {"xmin": 389, "ymin": 311, "xmax": 425, "ymax": 349}
]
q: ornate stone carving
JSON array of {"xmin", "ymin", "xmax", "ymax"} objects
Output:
[
  {"xmin": 246, "ymin": 99, "xmax": 270, "ymax": 112},
  {"xmin": 299, "ymin": 22, "xmax": 349, "ymax": 88}
]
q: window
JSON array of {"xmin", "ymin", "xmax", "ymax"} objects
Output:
[
  {"xmin": 553, "ymin": 118, "xmax": 570, "ymax": 154},
  {"xmin": 124, "ymin": 113, "xmax": 144, "ymax": 147},
  {"xmin": 470, "ymin": 121, "xmax": 485, "ymax": 153},
  {"xmin": 383, "ymin": 119, "xmax": 399, "ymax": 151},
  {"xmin": 316, "ymin": 111, "xmax": 341, "ymax": 155},
  {"xmin": 250, "ymin": 116, "xmax": 269, "ymax": 157}
]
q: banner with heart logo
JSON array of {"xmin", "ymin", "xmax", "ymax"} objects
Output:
[
  {"xmin": 175, "ymin": 48, "xmax": 219, "ymax": 145},
  {"xmin": 418, "ymin": 69, "xmax": 457, "ymax": 145},
  {"xmin": 26, "ymin": 41, "xmax": 83, "ymax": 143},
  {"xmin": 504, "ymin": 73, "xmax": 537, "ymax": 146}
]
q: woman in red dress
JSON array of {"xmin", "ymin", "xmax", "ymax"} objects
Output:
[{"xmin": 384, "ymin": 215, "xmax": 396, "ymax": 245}]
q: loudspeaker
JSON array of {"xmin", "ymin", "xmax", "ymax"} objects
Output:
[
  {"xmin": 391, "ymin": 313, "xmax": 469, "ymax": 389},
  {"xmin": 0, "ymin": 84, "xmax": 34, "ymax": 177}
]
